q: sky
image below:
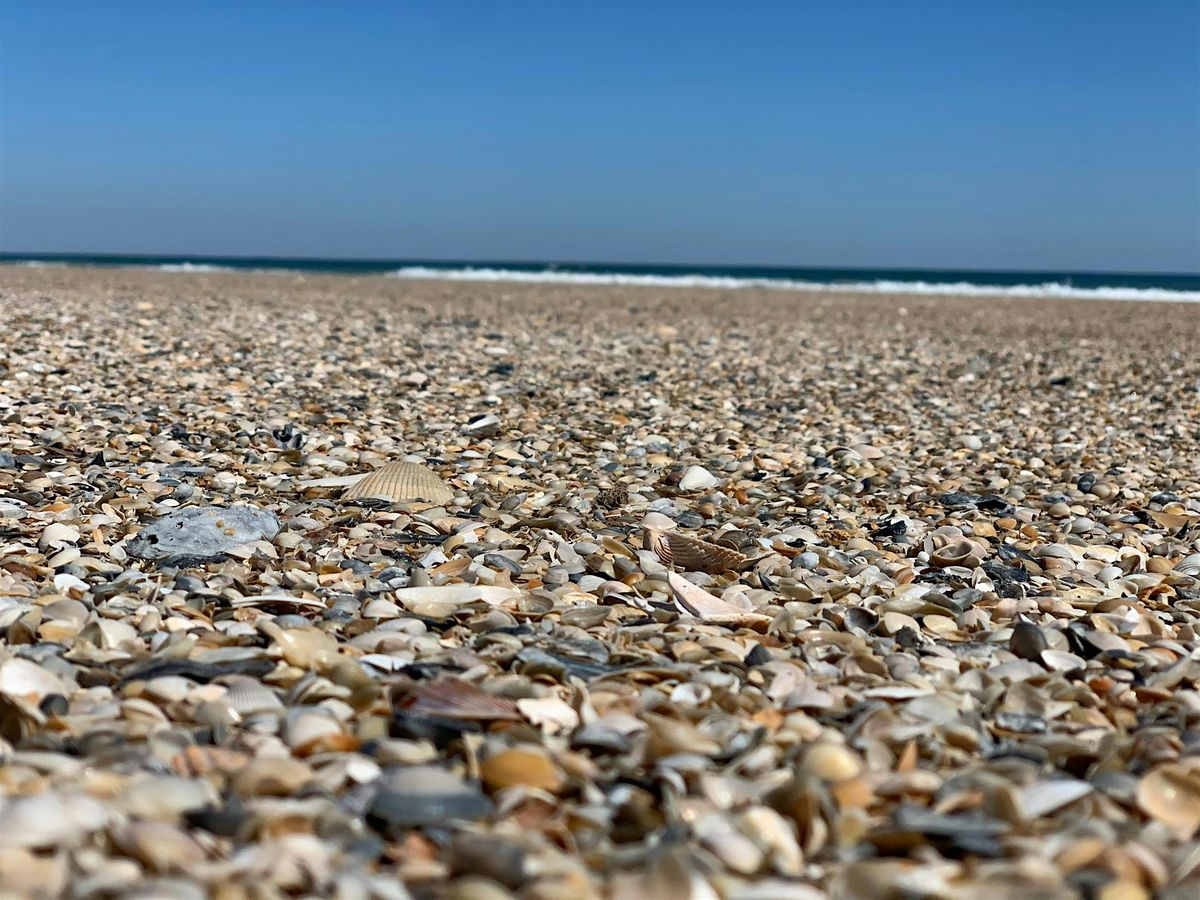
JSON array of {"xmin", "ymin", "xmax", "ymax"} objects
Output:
[{"xmin": 1, "ymin": 0, "xmax": 1197, "ymax": 273}]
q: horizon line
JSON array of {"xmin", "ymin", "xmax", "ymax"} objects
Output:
[{"xmin": 1, "ymin": 250, "xmax": 1198, "ymax": 279}]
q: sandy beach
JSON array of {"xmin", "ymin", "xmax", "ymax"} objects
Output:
[{"xmin": 1, "ymin": 265, "xmax": 1199, "ymax": 898}]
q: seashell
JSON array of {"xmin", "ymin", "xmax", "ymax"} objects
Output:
[
  {"xmin": 170, "ymin": 746, "xmax": 250, "ymax": 778},
  {"xmin": 1137, "ymin": 763, "xmax": 1200, "ymax": 839},
  {"xmin": 480, "ymin": 745, "xmax": 565, "ymax": 793},
  {"xmin": 694, "ymin": 811, "xmax": 765, "ymax": 874},
  {"xmin": 0, "ymin": 658, "xmax": 71, "ymax": 718},
  {"xmin": 285, "ymin": 708, "xmax": 357, "ymax": 756},
  {"xmin": 652, "ymin": 531, "xmax": 751, "ymax": 574},
  {"xmin": 0, "ymin": 791, "xmax": 109, "ymax": 849},
  {"xmin": 739, "ymin": 806, "xmax": 804, "ymax": 877},
  {"xmin": 799, "ymin": 741, "xmax": 863, "ymax": 781},
  {"xmin": 1040, "ymin": 649, "xmax": 1085, "ymax": 672},
  {"xmin": 668, "ymin": 572, "xmax": 771, "ymax": 628},
  {"xmin": 112, "ymin": 821, "xmax": 206, "ymax": 873},
  {"xmin": 1009, "ymin": 621, "xmax": 1049, "ymax": 660},
  {"xmin": 930, "ymin": 538, "xmax": 986, "ymax": 569},
  {"xmin": 1018, "ymin": 779, "xmax": 1093, "ymax": 819},
  {"xmin": 343, "ymin": 461, "xmax": 454, "ymax": 504},
  {"xmin": 1176, "ymin": 553, "xmax": 1200, "ymax": 576},
  {"xmin": 679, "ymin": 465, "xmax": 721, "ymax": 491},
  {"xmin": 232, "ymin": 757, "xmax": 315, "ymax": 798},
  {"xmin": 257, "ymin": 620, "xmax": 339, "ymax": 670},
  {"xmin": 515, "ymin": 696, "xmax": 580, "ymax": 734},
  {"xmin": 39, "ymin": 522, "xmax": 80, "ymax": 549},
  {"xmin": 392, "ymin": 677, "xmax": 522, "ymax": 722},
  {"xmin": 221, "ymin": 676, "xmax": 284, "ymax": 716}
]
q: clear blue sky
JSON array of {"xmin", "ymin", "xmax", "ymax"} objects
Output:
[{"xmin": 1, "ymin": 0, "xmax": 1197, "ymax": 272}]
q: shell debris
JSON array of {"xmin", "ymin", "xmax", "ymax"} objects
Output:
[{"xmin": 0, "ymin": 265, "xmax": 1199, "ymax": 896}]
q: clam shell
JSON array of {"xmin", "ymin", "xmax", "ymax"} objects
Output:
[
  {"xmin": 0, "ymin": 658, "xmax": 70, "ymax": 703},
  {"xmin": 343, "ymin": 461, "xmax": 454, "ymax": 504},
  {"xmin": 392, "ymin": 677, "xmax": 522, "ymax": 722},
  {"xmin": 221, "ymin": 676, "xmax": 284, "ymax": 716},
  {"xmin": 652, "ymin": 531, "xmax": 750, "ymax": 574},
  {"xmin": 1137, "ymin": 763, "xmax": 1200, "ymax": 838}
]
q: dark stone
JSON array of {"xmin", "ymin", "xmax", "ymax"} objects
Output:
[
  {"xmin": 994, "ymin": 711, "xmax": 1047, "ymax": 734},
  {"xmin": 983, "ymin": 561, "xmax": 1031, "ymax": 599},
  {"xmin": 936, "ymin": 491, "xmax": 1012, "ymax": 513},
  {"xmin": 187, "ymin": 799, "xmax": 248, "ymax": 837},
  {"xmin": 340, "ymin": 558, "xmax": 373, "ymax": 576},
  {"xmin": 514, "ymin": 647, "xmax": 615, "ymax": 682},
  {"xmin": 743, "ymin": 644, "xmax": 772, "ymax": 667},
  {"xmin": 117, "ymin": 656, "xmax": 274, "ymax": 686},
  {"xmin": 450, "ymin": 833, "xmax": 527, "ymax": 888},
  {"xmin": 38, "ymin": 694, "xmax": 69, "ymax": 716},
  {"xmin": 1009, "ymin": 621, "xmax": 1049, "ymax": 660}
]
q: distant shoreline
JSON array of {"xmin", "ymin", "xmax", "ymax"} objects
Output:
[{"xmin": 3, "ymin": 253, "xmax": 1199, "ymax": 302}]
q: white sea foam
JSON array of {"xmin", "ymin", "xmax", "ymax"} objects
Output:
[
  {"xmin": 14, "ymin": 260, "xmax": 66, "ymax": 268},
  {"xmin": 156, "ymin": 262, "xmax": 232, "ymax": 273},
  {"xmin": 389, "ymin": 266, "xmax": 1200, "ymax": 302}
]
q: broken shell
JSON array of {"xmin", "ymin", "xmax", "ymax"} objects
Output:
[
  {"xmin": 668, "ymin": 572, "xmax": 771, "ymax": 627},
  {"xmin": 929, "ymin": 539, "xmax": 985, "ymax": 568},
  {"xmin": 651, "ymin": 530, "xmax": 750, "ymax": 573}
]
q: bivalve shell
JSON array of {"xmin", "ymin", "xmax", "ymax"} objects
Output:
[
  {"xmin": 652, "ymin": 531, "xmax": 750, "ymax": 574},
  {"xmin": 343, "ymin": 461, "xmax": 454, "ymax": 504}
]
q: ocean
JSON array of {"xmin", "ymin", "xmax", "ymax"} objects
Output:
[{"xmin": 3, "ymin": 253, "xmax": 1199, "ymax": 302}]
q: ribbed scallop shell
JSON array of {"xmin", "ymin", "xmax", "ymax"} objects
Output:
[
  {"xmin": 651, "ymin": 530, "xmax": 750, "ymax": 574},
  {"xmin": 221, "ymin": 676, "xmax": 283, "ymax": 716},
  {"xmin": 343, "ymin": 461, "xmax": 454, "ymax": 504}
]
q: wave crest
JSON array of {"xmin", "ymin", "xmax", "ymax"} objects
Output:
[{"xmin": 387, "ymin": 266, "xmax": 1200, "ymax": 302}]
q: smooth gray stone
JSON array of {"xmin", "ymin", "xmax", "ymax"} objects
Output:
[{"xmin": 126, "ymin": 506, "xmax": 280, "ymax": 560}]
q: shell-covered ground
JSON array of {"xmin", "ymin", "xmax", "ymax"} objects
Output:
[{"xmin": 1, "ymin": 266, "xmax": 1199, "ymax": 899}]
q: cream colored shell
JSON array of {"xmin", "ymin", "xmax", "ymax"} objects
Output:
[
  {"xmin": 651, "ymin": 530, "xmax": 750, "ymax": 574},
  {"xmin": 343, "ymin": 461, "xmax": 454, "ymax": 504}
]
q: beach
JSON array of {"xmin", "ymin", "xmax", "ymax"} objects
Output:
[{"xmin": 1, "ymin": 264, "xmax": 1199, "ymax": 898}]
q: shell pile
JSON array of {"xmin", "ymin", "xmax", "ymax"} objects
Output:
[{"xmin": 0, "ymin": 264, "xmax": 1199, "ymax": 899}]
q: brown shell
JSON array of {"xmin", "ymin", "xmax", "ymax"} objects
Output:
[
  {"xmin": 392, "ymin": 677, "xmax": 522, "ymax": 722},
  {"xmin": 651, "ymin": 530, "xmax": 750, "ymax": 574},
  {"xmin": 595, "ymin": 487, "xmax": 629, "ymax": 509},
  {"xmin": 343, "ymin": 461, "xmax": 454, "ymax": 504}
]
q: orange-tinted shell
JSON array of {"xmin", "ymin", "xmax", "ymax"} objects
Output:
[{"xmin": 343, "ymin": 461, "xmax": 454, "ymax": 504}]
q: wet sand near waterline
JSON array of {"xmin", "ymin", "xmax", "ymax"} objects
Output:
[{"xmin": 0, "ymin": 265, "xmax": 1198, "ymax": 898}]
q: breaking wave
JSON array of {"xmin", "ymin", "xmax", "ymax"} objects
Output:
[
  {"xmin": 155, "ymin": 262, "xmax": 232, "ymax": 273},
  {"xmin": 388, "ymin": 266, "xmax": 1200, "ymax": 302}
]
